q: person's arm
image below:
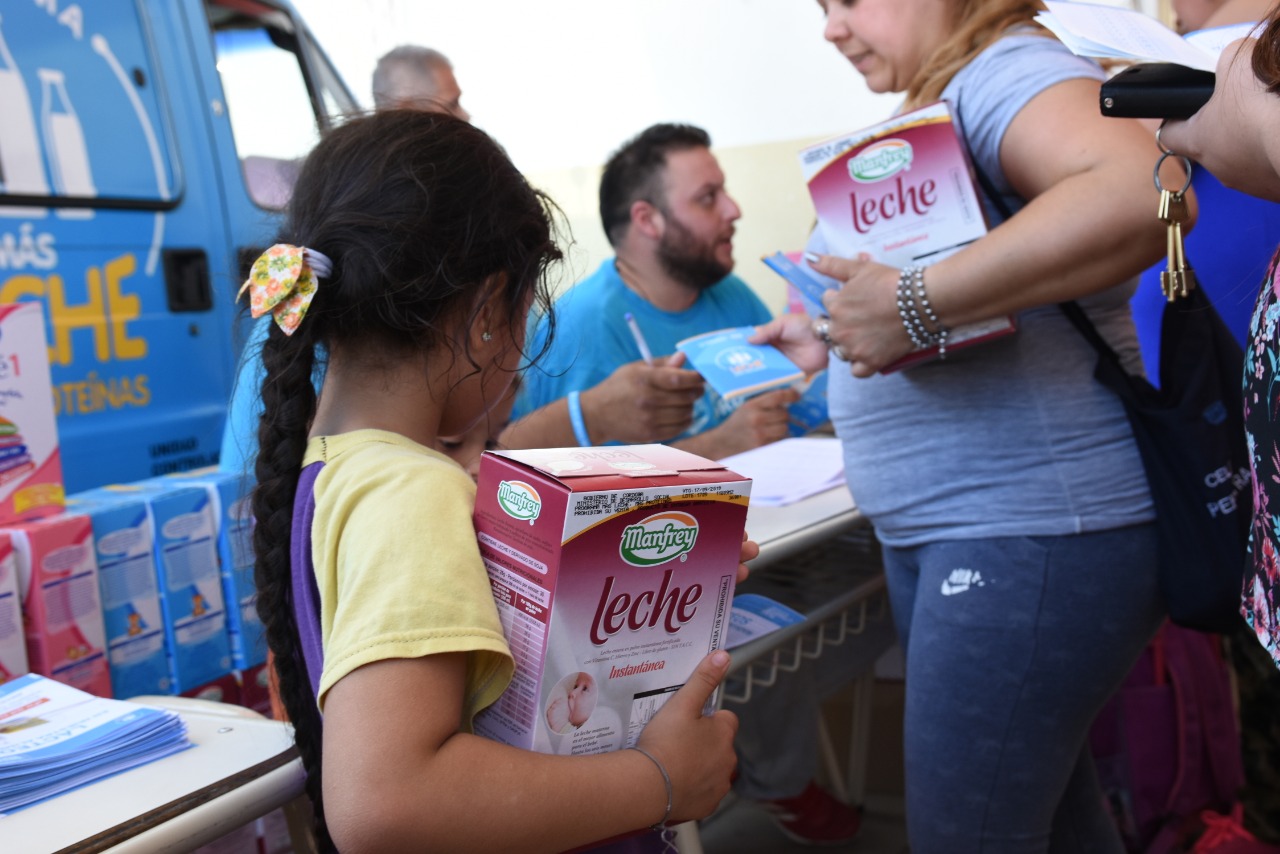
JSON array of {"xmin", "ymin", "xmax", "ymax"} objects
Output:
[
  {"xmin": 500, "ymin": 354, "xmax": 705, "ymax": 449},
  {"xmin": 812, "ymin": 77, "xmax": 1184, "ymax": 377},
  {"xmin": 321, "ymin": 650, "xmax": 738, "ymax": 854},
  {"xmin": 672, "ymin": 386, "xmax": 800, "ymax": 460},
  {"xmin": 219, "ymin": 317, "xmax": 271, "ymax": 477},
  {"xmin": 1161, "ymin": 37, "xmax": 1280, "ymax": 202}
]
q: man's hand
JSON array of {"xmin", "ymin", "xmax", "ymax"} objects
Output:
[
  {"xmin": 579, "ymin": 353, "xmax": 705, "ymax": 444},
  {"xmin": 679, "ymin": 387, "xmax": 800, "ymax": 459},
  {"xmin": 749, "ymin": 314, "xmax": 829, "ymax": 374}
]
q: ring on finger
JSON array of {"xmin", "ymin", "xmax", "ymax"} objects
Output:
[
  {"xmin": 811, "ymin": 318, "xmax": 832, "ymax": 344},
  {"xmin": 831, "ymin": 343, "xmax": 849, "ymax": 362}
]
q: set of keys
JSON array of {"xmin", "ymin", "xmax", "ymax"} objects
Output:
[
  {"xmin": 1154, "ymin": 130, "xmax": 1197, "ymax": 302},
  {"xmin": 1158, "ymin": 187, "xmax": 1197, "ymax": 301}
]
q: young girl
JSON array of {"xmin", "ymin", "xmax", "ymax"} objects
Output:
[{"xmin": 248, "ymin": 110, "xmax": 741, "ymax": 853}]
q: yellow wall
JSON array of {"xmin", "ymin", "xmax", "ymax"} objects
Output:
[{"xmin": 526, "ymin": 133, "xmax": 839, "ymax": 315}]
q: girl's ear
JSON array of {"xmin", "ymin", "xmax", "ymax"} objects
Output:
[{"xmin": 469, "ymin": 273, "xmax": 509, "ymax": 354}]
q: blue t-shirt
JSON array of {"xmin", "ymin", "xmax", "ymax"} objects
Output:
[
  {"xmin": 219, "ymin": 317, "xmax": 326, "ymax": 478},
  {"xmin": 1132, "ymin": 168, "xmax": 1280, "ymax": 382},
  {"xmin": 515, "ymin": 259, "xmax": 772, "ymax": 442},
  {"xmin": 828, "ymin": 32, "xmax": 1154, "ymax": 547},
  {"xmin": 220, "ymin": 318, "xmax": 271, "ymax": 478}
]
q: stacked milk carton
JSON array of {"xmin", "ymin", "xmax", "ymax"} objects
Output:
[
  {"xmin": 72, "ymin": 481, "xmax": 232, "ymax": 695},
  {"xmin": 64, "ymin": 491, "xmax": 172, "ymax": 698},
  {"xmin": 152, "ymin": 469, "xmax": 265, "ymax": 672}
]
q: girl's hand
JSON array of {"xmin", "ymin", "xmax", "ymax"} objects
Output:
[
  {"xmin": 749, "ymin": 314, "xmax": 829, "ymax": 374},
  {"xmin": 636, "ymin": 650, "xmax": 739, "ymax": 823},
  {"xmin": 812, "ymin": 254, "xmax": 914, "ymax": 377}
]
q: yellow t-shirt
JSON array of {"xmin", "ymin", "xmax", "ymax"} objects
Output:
[{"xmin": 303, "ymin": 430, "xmax": 513, "ymax": 725}]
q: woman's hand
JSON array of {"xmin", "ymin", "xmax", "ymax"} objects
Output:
[
  {"xmin": 813, "ymin": 254, "xmax": 915, "ymax": 377},
  {"xmin": 1161, "ymin": 37, "xmax": 1280, "ymax": 202}
]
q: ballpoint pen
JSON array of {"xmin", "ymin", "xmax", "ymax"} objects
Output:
[{"xmin": 624, "ymin": 312, "xmax": 655, "ymax": 365}]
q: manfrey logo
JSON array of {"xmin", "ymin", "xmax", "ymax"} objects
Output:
[
  {"xmin": 497, "ymin": 480, "xmax": 541, "ymax": 522},
  {"xmin": 849, "ymin": 139, "xmax": 913, "ymax": 183},
  {"xmin": 619, "ymin": 511, "xmax": 698, "ymax": 566}
]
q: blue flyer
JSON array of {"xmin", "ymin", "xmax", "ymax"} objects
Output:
[
  {"xmin": 761, "ymin": 252, "xmax": 842, "ymax": 317},
  {"xmin": 675, "ymin": 326, "xmax": 806, "ymax": 401}
]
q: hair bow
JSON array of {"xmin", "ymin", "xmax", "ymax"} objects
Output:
[{"xmin": 237, "ymin": 244, "xmax": 332, "ymax": 336}]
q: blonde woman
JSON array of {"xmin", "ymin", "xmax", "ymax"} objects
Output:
[{"xmin": 755, "ymin": 1, "xmax": 1185, "ymax": 850}]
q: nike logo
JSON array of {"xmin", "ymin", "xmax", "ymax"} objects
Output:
[{"xmin": 941, "ymin": 568, "xmax": 984, "ymax": 596}]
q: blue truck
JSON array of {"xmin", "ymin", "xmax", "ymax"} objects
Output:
[{"xmin": 0, "ymin": 0, "xmax": 357, "ymax": 493}]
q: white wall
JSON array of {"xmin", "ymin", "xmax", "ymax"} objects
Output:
[
  {"xmin": 295, "ymin": 0, "xmax": 903, "ymax": 174},
  {"xmin": 295, "ymin": 0, "xmax": 1154, "ymax": 173},
  {"xmin": 291, "ymin": 0, "xmax": 1157, "ymax": 307}
]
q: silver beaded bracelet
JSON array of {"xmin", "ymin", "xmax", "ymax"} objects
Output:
[
  {"xmin": 896, "ymin": 265, "xmax": 950, "ymax": 358},
  {"xmin": 896, "ymin": 267, "xmax": 933, "ymax": 348}
]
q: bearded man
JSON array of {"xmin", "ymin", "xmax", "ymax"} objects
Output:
[{"xmin": 512, "ymin": 123, "xmax": 798, "ymax": 459}]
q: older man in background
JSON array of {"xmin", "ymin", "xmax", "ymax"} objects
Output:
[{"xmin": 372, "ymin": 44, "xmax": 469, "ymax": 120}]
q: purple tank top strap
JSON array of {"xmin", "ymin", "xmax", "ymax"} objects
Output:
[{"xmin": 292, "ymin": 461, "xmax": 326, "ymax": 704}]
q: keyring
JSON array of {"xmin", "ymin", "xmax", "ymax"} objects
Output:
[
  {"xmin": 1155, "ymin": 123, "xmax": 1174, "ymax": 156},
  {"xmin": 1153, "ymin": 150, "xmax": 1193, "ymax": 195}
]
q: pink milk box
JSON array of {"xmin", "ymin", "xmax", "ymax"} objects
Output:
[
  {"xmin": 0, "ymin": 532, "xmax": 30, "ymax": 683},
  {"xmin": 0, "ymin": 302, "xmax": 64, "ymax": 523},
  {"xmin": 6, "ymin": 512, "xmax": 111, "ymax": 696},
  {"xmin": 472, "ymin": 445, "xmax": 750, "ymax": 756}
]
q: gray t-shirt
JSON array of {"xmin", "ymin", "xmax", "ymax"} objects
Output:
[{"xmin": 829, "ymin": 32, "xmax": 1154, "ymax": 547}]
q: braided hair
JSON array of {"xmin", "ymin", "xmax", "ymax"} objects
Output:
[{"xmin": 251, "ymin": 110, "xmax": 561, "ymax": 850}]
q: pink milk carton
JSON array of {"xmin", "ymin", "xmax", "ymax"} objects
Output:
[
  {"xmin": 7, "ymin": 512, "xmax": 111, "ymax": 696},
  {"xmin": 0, "ymin": 532, "xmax": 30, "ymax": 683},
  {"xmin": 472, "ymin": 445, "xmax": 750, "ymax": 756},
  {"xmin": 0, "ymin": 302, "xmax": 64, "ymax": 523}
]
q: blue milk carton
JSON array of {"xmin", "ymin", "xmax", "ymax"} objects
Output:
[
  {"xmin": 153, "ymin": 468, "xmax": 264, "ymax": 669},
  {"xmin": 77, "ymin": 483, "xmax": 232, "ymax": 692},
  {"xmin": 66, "ymin": 492, "xmax": 173, "ymax": 697}
]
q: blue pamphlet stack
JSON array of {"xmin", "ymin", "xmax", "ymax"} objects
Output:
[{"xmin": 0, "ymin": 672, "xmax": 190, "ymax": 814}]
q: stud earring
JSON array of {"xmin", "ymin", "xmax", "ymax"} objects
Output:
[{"xmin": 482, "ymin": 331, "xmax": 492, "ymax": 342}]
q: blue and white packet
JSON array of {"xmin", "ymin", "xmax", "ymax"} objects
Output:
[
  {"xmin": 761, "ymin": 251, "xmax": 842, "ymax": 318},
  {"xmin": 676, "ymin": 326, "xmax": 805, "ymax": 402}
]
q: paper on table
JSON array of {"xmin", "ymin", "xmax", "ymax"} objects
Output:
[
  {"xmin": 1037, "ymin": 1, "xmax": 1259, "ymax": 71},
  {"xmin": 720, "ymin": 436, "xmax": 845, "ymax": 507}
]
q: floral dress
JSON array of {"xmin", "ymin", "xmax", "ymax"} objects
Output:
[{"xmin": 1243, "ymin": 246, "xmax": 1280, "ymax": 668}]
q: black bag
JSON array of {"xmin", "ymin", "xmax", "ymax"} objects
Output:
[
  {"xmin": 1060, "ymin": 293, "xmax": 1250, "ymax": 634},
  {"xmin": 958, "ymin": 119, "xmax": 1249, "ymax": 632}
]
